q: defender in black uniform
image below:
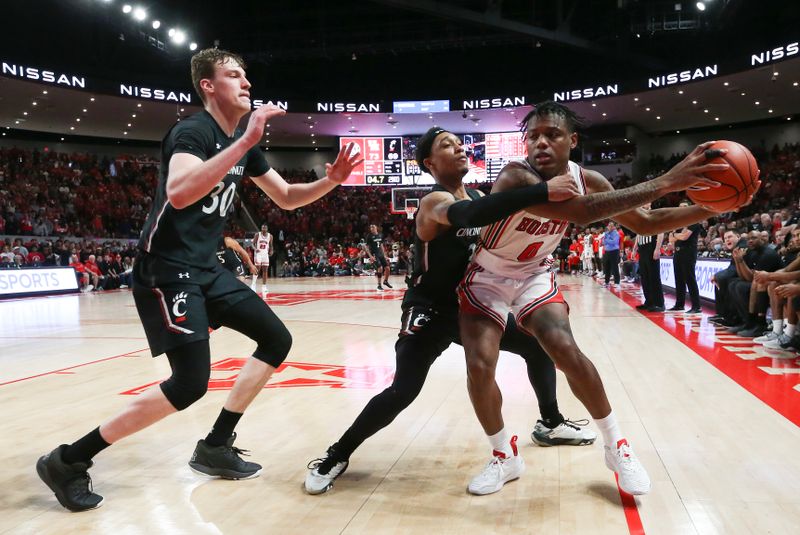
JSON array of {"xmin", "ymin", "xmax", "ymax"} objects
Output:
[
  {"xmin": 217, "ymin": 236, "xmax": 257, "ymax": 281},
  {"xmin": 365, "ymin": 224, "xmax": 392, "ymax": 291},
  {"xmin": 304, "ymin": 127, "xmax": 593, "ymax": 495},
  {"xmin": 36, "ymin": 48, "xmax": 363, "ymax": 512}
]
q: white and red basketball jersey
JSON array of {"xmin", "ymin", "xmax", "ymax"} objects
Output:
[
  {"xmin": 582, "ymin": 234, "xmax": 593, "ymax": 257},
  {"xmin": 255, "ymin": 232, "xmax": 272, "ymax": 253},
  {"xmin": 473, "ymin": 160, "xmax": 586, "ymax": 279}
]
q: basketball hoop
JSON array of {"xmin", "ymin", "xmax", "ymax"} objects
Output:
[{"xmin": 405, "ymin": 206, "xmax": 418, "ymax": 220}]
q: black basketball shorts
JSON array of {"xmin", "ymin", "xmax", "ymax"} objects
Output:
[
  {"xmin": 133, "ymin": 253, "xmax": 255, "ymax": 357},
  {"xmin": 374, "ymin": 254, "xmax": 389, "ymax": 269}
]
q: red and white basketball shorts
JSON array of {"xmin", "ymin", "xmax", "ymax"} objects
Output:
[
  {"xmin": 254, "ymin": 251, "xmax": 270, "ymax": 266},
  {"xmin": 457, "ymin": 263, "xmax": 567, "ymax": 331}
]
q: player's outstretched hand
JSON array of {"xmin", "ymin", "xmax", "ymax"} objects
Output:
[
  {"xmin": 325, "ymin": 142, "xmax": 364, "ymax": 184},
  {"xmin": 661, "ymin": 141, "xmax": 728, "ymax": 192},
  {"xmin": 547, "ymin": 173, "xmax": 580, "ymax": 202},
  {"xmin": 242, "ymin": 104, "xmax": 286, "ymax": 146}
]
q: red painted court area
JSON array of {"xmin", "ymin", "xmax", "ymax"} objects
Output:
[
  {"xmin": 120, "ymin": 358, "xmax": 397, "ymax": 395},
  {"xmin": 612, "ymin": 283, "xmax": 800, "ymax": 428}
]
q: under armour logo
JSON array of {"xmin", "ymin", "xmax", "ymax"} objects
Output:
[
  {"xmin": 178, "ymin": 272, "xmax": 190, "ymax": 279},
  {"xmin": 215, "ymin": 143, "xmax": 222, "ymax": 150}
]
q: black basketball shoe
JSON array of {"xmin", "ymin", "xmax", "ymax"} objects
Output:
[
  {"xmin": 36, "ymin": 445, "xmax": 103, "ymax": 512},
  {"xmin": 383, "ymin": 280, "xmax": 393, "ymax": 289},
  {"xmin": 189, "ymin": 433, "xmax": 261, "ymax": 479}
]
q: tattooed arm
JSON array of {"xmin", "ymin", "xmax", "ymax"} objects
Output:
[
  {"xmin": 495, "ymin": 166, "xmax": 715, "ymax": 229},
  {"xmin": 584, "ymin": 171, "xmax": 719, "ymax": 235},
  {"xmin": 492, "ymin": 141, "xmax": 730, "ymax": 230}
]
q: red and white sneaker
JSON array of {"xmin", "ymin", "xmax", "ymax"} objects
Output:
[
  {"xmin": 467, "ymin": 435, "xmax": 525, "ymax": 495},
  {"xmin": 604, "ymin": 438, "xmax": 651, "ymax": 495}
]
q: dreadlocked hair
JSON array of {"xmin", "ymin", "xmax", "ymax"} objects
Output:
[{"xmin": 519, "ymin": 101, "xmax": 589, "ymax": 133}]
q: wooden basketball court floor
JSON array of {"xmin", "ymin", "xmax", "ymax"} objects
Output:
[{"xmin": 2, "ymin": 275, "xmax": 800, "ymax": 535}]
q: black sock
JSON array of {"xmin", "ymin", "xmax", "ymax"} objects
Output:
[
  {"xmin": 329, "ymin": 440, "xmax": 352, "ymax": 461},
  {"xmin": 205, "ymin": 408, "xmax": 243, "ymax": 447},
  {"xmin": 755, "ymin": 293, "xmax": 770, "ymax": 316},
  {"xmin": 539, "ymin": 402, "xmax": 564, "ymax": 428},
  {"xmin": 63, "ymin": 427, "xmax": 110, "ymax": 464}
]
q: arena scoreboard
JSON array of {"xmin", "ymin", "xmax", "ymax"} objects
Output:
[
  {"xmin": 339, "ymin": 131, "xmax": 527, "ymax": 186},
  {"xmin": 485, "ymin": 132, "xmax": 527, "ymax": 180},
  {"xmin": 339, "ymin": 137, "xmax": 403, "ymax": 185}
]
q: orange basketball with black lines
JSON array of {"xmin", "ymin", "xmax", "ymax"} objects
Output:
[{"xmin": 686, "ymin": 140, "xmax": 761, "ymax": 212}]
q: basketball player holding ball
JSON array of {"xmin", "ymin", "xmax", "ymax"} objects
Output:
[
  {"xmin": 457, "ymin": 101, "xmax": 760, "ymax": 496},
  {"xmin": 36, "ymin": 48, "xmax": 363, "ymax": 512},
  {"xmin": 305, "ymin": 127, "xmax": 596, "ymax": 495}
]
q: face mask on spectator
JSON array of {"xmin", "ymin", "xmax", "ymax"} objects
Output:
[{"xmin": 714, "ymin": 244, "xmax": 722, "ymax": 252}]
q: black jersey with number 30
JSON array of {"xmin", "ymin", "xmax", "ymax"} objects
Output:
[
  {"xmin": 138, "ymin": 111, "xmax": 270, "ymax": 268},
  {"xmin": 403, "ymin": 185, "xmax": 482, "ymax": 310}
]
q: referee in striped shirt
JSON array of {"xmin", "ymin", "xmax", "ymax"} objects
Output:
[{"xmin": 634, "ymin": 203, "xmax": 665, "ymax": 312}]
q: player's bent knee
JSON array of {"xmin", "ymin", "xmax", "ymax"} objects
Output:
[
  {"xmin": 160, "ymin": 377, "xmax": 208, "ymax": 411},
  {"xmin": 466, "ymin": 357, "xmax": 496, "ymax": 382},
  {"xmin": 253, "ymin": 326, "xmax": 293, "ymax": 368}
]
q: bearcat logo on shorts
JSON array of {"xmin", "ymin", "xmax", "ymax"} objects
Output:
[
  {"xmin": 411, "ymin": 313, "xmax": 430, "ymax": 329},
  {"xmin": 172, "ymin": 291, "xmax": 189, "ymax": 322}
]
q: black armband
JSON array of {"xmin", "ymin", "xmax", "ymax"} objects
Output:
[{"xmin": 446, "ymin": 182, "xmax": 548, "ymax": 228}]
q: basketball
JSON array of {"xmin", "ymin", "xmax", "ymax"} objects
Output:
[{"xmin": 686, "ymin": 140, "xmax": 761, "ymax": 212}]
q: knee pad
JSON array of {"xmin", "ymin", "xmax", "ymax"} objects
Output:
[
  {"xmin": 160, "ymin": 340, "xmax": 210, "ymax": 410},
  {"xmin": 160, "ymin": 376, "xmax": 208, "ymax": 411},
  {"xmin": 252, "ymin": 326, "xmax": 292, "ymax": 368}
]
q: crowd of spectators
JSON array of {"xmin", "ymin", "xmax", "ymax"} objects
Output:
[{"xmin": 239, "ymin": 169, "xmax": 417, "ymax": 278}]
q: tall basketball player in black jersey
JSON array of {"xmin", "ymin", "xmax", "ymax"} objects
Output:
[
  {"xmin": 304, "ymin": 127, "xmax": 594, "ymax": 495},
  {"xmin": 36, "ymin": 48, "xmax": 362, "ymax": 512}
]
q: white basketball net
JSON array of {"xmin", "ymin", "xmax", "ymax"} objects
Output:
[{"xmin": 405, "ymin": 206, "xmax": 418, "ymax": 220}]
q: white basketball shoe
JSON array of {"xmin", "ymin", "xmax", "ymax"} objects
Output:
[
  {"xmin": 604, "ymin": 438, "xmax": 651, "ymax": 495},
  {"xmin": 531, "ymin": 419, "xmax": 597, "ymax": 446},
  {"xmin": 467, "ymin": 435, "xmax": 525, "ymax": 495},
  {"xmin": 304, "ymin": 448, "xmax": 349, "ymax": 495},
  {"xmin": 754, "ymin": 331, "xmax": 780, "ymax": 345}
]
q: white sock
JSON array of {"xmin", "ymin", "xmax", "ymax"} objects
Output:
[
  {"xmin": 786, "ymin": 324, "xmax": 796, "ymax": 337},
  {"xmin": 488, "ymin": 428, "xmax": 513, "ymax": 458},
  {"xmin": 773, "ymin": 319, "xmax": 784, "ymax": 334},
  {"xmin": 594, "ymin": 411, "xmax": 623, "ymax": 449}
]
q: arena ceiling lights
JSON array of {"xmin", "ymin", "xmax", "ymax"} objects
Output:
[{"xmin": 113, "ymin": 2, "xmax": 198, "ymax": 52}]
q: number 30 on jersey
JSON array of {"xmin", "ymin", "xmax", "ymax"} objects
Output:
[{"xmin": 202, "ymin": 181, "xmax": 236, "ymax": 217}]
